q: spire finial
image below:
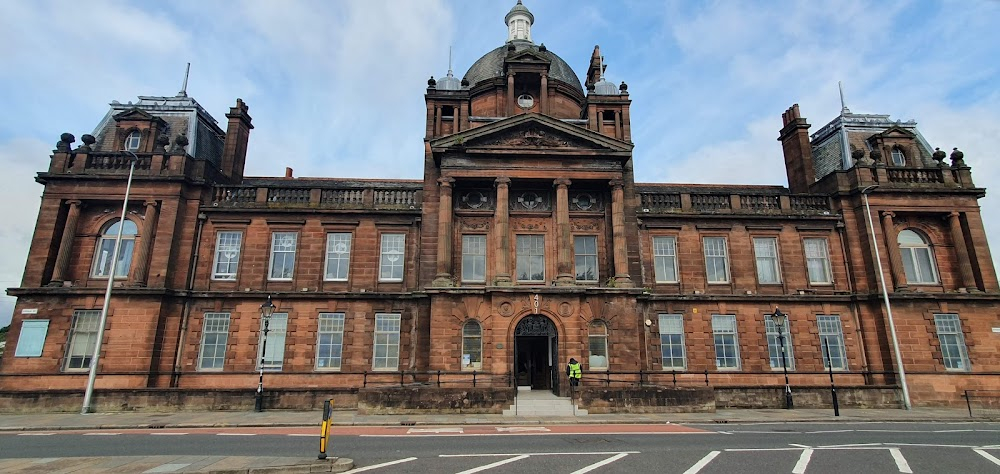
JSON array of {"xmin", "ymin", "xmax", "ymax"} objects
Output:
[
  {"xmin": 838, "ymin": 81, "xmax": 850, "ymax": 114},
  {"xmin": 179, "ymin": 62, "xmax": 191, "ymax": 97},
  {"xmin": 448, "ymin": 46, "xmax": 453, "ymax": 76}
]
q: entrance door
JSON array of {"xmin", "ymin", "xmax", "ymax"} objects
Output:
[{"xmin": 513, "ymin": 315, "xmax": 558, "ymax": 393}]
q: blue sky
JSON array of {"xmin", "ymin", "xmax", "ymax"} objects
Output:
[{"xmin": 1, "ymin": 0, "xmax": 998, "ymax": 327}]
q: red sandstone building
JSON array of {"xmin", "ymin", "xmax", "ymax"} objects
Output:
[{"xmin": 2, "ymin": 2, "xmax": 998, "ymax": 412}]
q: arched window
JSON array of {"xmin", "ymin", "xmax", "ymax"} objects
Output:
[
  {"xmin": 588, "ymin": 320, "xmax": 609, "ymax": 370},
  {"xmin": 91, "ymin": 218, "xmax": 138, "ymax": 278},
  {"xmin": 124, "ymin": 130, "xmax": 141, "ymax": 152},
  {"xmin": 898, "ymin": 229, "xmax": 937, "ymax": 283},
  {"xmin": 461, "ymin": 320, "xmax": 482, "ymax": 370},
  {"xmin": 891, "ymin": 147, "xmax": 906, "ymax": 166}
]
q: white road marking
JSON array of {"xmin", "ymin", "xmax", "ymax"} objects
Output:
[
  {"xmin": 718, "ymin": 431, "xmax": 732, "ymax": 435},
  {"xmin": 727, "ymin": 448, "xmax": 810, "ymax": 452},
  {"xmin": 818, "ymin": 443, "xmax": 881, "ymax": 448},
  {"xmin": 83, "ymin": 432, "xmax": 121, "ymax": 436},
  {"xmin": 455, "ymin": 454, "xmax": 529, "ymax": 474},
  {"xmin": 496, "ymin": 426, "xmax": 549, "ymax": 432},
  {"xmin": 886, "ymin": 442, "xmax": 978, "ymax": 448},
  {"xmin": 361, "ymin": 431, "xmax": 697, "ymax": 438},
  {"xmin": 889, "ymin": 448, "xmax": 912, "ymax": 473},
  {"xmin": 683, "ymin": 451, "xmax": 719, "ymax": 474},
  {"xmin": 349, "ymin": 457, "xmax": 417, "ymax": 472},
  {"xmin": 792, "ymin": 448, "xmax": 813, "ymax": 474},
  {"xmin": 408, "ymin": 427, "xmax": 463, "ymax": 434},
  {"xmin": 441, "ymin": 452, "xmax": 640, "ymax": 457},
  {"xmin": 287, "ymin": 433, "xmax": 314, "ymax": 437},
  {"xmin": 789, "ymin": 443, "xmax": 811, "ymax": 448},
  {"xmin": 934, "ymin": 429, "xmax": 974, "ymax": 433},
  {"xmin": 570, "ymin": 453, "xmax": 630, "ymax": 474},
  {"xmin": 18, "ymin": 433, "xmax": 54, "ymax": 436},
  {"xmin": 975, "ymin": 449, "xmax": 1000, "ymax": 467}
]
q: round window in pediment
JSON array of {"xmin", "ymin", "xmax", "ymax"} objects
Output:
[
  {"xmin": 517, "ymin": 93, "xmax": 534, "ymax": 109},
  {"xmin": 573, "ymin": 193, "xmax": 594, "ymax": 211}
]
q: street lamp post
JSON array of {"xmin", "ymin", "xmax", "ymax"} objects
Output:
[
  {"xmin": 81, "ymin": 150, "xmax": 139, "ymax": 414},
  {"xmin": 254, "ymin": 295, "xmax": 276, "ymax": 412},
  {"xmin": 861, "ymin": 185, "xmax": 912, "ymax": 410},
  {"xmin": 770, "ymin": 307, "xmax": 793, "ymax": 409}
]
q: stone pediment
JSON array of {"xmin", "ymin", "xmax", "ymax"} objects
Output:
[
  {"xmin": 507, "ymin": 49, "xmax": 550, "ymax": 64},
  {"xmin": 113, "ymin": 107, "xmax": 164, "ymax": 124},
  {"xmin": 875, "ymin": 126, "xmax": 915, "ymax": 139},
  {"xmin": 430, "ymin": 113, "xmax": 632, "ymax": 154}
]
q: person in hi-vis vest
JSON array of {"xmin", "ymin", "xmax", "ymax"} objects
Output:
[{"xmin": 566, "ymin": 358, "xmax": 582, "ymax": 387}]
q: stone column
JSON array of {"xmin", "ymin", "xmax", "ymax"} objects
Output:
[
  {"xmin": 881, "ymin": 211, "xmax": 907, "ymax": 291},
  {"xmin": 433, "ymin": 177, "xmax": 456, "ymax": 287},
  {"xmin": 434, "ymin": 105, "xmax": 442, "ymax": 137},
  {"xmin": 613, "ymin": 110, "xmax": 622, "ymax": 140},
  {"xmin": 948, "ymin": 211, "xmax": 978, "ymax": 291},
  {"xmin": 540, "ymin": 73, "xmax": 548, "ymax": 114},
  {"xmin": 506, "ymin": 72, "xmax": 516, "ymax": 116},
  {"xmin": 554, "ymin": 178, "xmax": 574, "ymax": 286},
  {"xmin": 49, "ymin": 199, "xmax": 82, "ymax": 286},
  {"xmin": 130, "ymin": 200, "xmax": 159, "ymax": 286},
  {"xmin": 610, "ymin": 179, "xmax": 634, "ymax": 287},
  {"xmin": 494, "ymin": 177, "xmax": 512, "ymax": 286},
  {"xmin": 452, "ymin": 106, "xmax": 459, "ymax": 133}
]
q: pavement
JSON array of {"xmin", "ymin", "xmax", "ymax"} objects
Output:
[{"xmin": 0, "ymin": 406, "xmax": 991, "ymax": 473}]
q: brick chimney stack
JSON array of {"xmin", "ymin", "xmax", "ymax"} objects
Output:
[
  {"xmin": 221, "ymin": 98, "xmax": 253, "ymax": 183},
  {"xmin": 777, "ymin": 104, "xmax": 814, "ymax": 194}
]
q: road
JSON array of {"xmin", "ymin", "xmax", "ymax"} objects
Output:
[{"xmin": 2, "ymin": 422, "xmax": 998, "ymax": 472}]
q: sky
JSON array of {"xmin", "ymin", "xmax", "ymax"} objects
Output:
[{"xmin": 0, "ymin": 0, "xmax": 998, "ymax": 328}]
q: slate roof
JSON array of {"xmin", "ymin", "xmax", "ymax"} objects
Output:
[{"xmin": 464, "ymin": 41, "xmax": 583, "ymax": 94}]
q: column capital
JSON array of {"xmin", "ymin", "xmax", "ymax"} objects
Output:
[
  {"xmin": 437, "ymin": 177, "xmax": 455, "ymax": 187},
  {"xmin": 66, "ymin": 199, "xmax": 82, "ymax": 207},
  {"xmin": 609, "ymin": 179, "xmax": 624, "ymax": 189},
  {"xmin": 553, "ymin": 178, "xmax": 572, "ymax": 188},
  {"xmin": 143, "ymin": 200, "xmax": 158, "ymax": 208},
  {"xmin": 494, "ymin": 176, "xmax": 511, "ymax": 187},
  {"xmin": 947, "ymin": 211, "xmax": 961, "ymax": 219},
  {"xmin": 880, "ymin": 210, "xmax": 895, "ymax": 220}
]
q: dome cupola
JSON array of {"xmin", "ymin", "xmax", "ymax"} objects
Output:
[{"xmin": 505, "ymin": 0, "xmax": 533, "ymax": 43}]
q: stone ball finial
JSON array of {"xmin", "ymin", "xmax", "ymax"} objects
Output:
[
  {"xmin": 539, "ymin": 43, "xmax": 547, "ymax": 52},
  {"xmin": 461, "ymin": 76, "xmax": 469, "ymax": 87},
  {"xmin": 56, "ymin": 133, "xmax": 75, "ymax": 152},
  {"xmin": 170, "ymin": 133, "xmax": 189, "ymax": 153},
  {"xmin": 932, "ymin": 147, "xmax": 947, "ymax": 165},
  {"xmin": 82, "ymin": 134, "xmax": 96, "ymax": 146},
  {"xmin": 427, "ymin": 76, "xmax": 436, "ymax": 87},
  {"xmin": 870, "ymin": 149, "xmax": 882, "ymax": 162},
  {"xmin": 587, "ymin": 83, "xmax": 596, "ymax": 92},
  {"xmin": 154, "ymin": 134, "xmax": 170, "ymax": 153},
  {"xmin": 951, "ymin": 147, "xmax": 966, "ymax": 167},
  {"xmin": 507, "ymin": 43, "xmax": 516, "ymax": 51},
  {"xmin": 619, "ymin": 81, "xmax": 628, "ymax": 93},
  {"xmin": 851, "ymin": 149, "xmax": 865, "ymax": 160}
]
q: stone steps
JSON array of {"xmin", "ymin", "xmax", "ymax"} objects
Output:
[{"xmin": 502, "ymin": 390, "xmax": 587, "ymax": 416}]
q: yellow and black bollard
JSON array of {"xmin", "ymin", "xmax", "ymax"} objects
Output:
[{"xmin": 318, "ymin": 399, "xmax": 334, "ymax": 460}]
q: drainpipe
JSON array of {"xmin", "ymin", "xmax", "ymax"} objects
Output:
[{"xmin": 171, "ymin": 212, "xmax": 207, "ymax": 387}]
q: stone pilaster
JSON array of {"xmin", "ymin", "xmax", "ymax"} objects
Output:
[
  {"xmin": 494, "ymin": 177, "xmax": 512, "ymax": 286},
  {"xmin": 948, "ymin": 211, "xmax": 978, "ymax": 291},
  {"xmin": 554, "ymin": 178, "xmax": 574, "ymax": 286},
  {"xmin": 130, "ymin": 200, "xmax": 159, "ymax": 286},
  {"xmin": 49, "ymin": 199, "xmax": 82, "ymax": 286},
  {"xmin": 432, "ymin": 177, "xmax": 456, "ymax": 287},
  {"xmin": 881, "ymin": 211, "xmax": 907, "ymax": 291},
  {"xmin": 610, "ymin": 179, "xmax": 634, "ymax": 287}
]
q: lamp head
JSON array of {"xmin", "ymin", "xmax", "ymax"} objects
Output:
[
  {"xmin": 260, "ymin": 295, "xmax": 276, "ymax": 319},
  {"xmin": 770, "ymin": 307, "xmax": 787, "ymax": 327},
  {"xmin": 861, "ymin": 184, "xmax": 879, "ymax": 194}
]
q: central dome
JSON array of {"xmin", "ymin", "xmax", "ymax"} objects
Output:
[{"xmin": 463, "ymin": 41, "xmax": 583, "ymax": 94}]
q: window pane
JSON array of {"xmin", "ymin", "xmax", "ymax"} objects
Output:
[
  {"xmin": 574, "ymin": 236, "xmax": 598, "ymax": 282},
  {"xmin": 764, "ymin": 317, "xmax": 794, "ymax": 370},
  {"xmin": 258, "ymin": 313, "xmax": 287, "ymax": 371},
  {"xmin": 658, "ymin": 314, "xmax": 685, "ymax": 370},
  {"xmin": 461, "ymin": 320, "xmax": 482, "ymax": 369},
  {"xmin": 817, "ymin": 315, "xmax": 846, "ymax": 369},
  {"xmin": 704, "ymin": 237, "xmax": 729, "ymax": 283},
  {"xmin": 373, "ymin": 313, "xmax": 401, "ymax": 370},
  {"xmin": 15, "ymin": 320, "xmax": 49, "ymax": 357},
  {"xmin": 317, "ymin": 313, "xmax": 345, "ymax": 370},
  {"xmin": 269, "ymin": 232, "xmax": 297, "ymax": 280},
  {"xmin": 754, "ymin": 237, "xmax": 780, "ymax": 284},
  {"xmin": 588, "ymin": 321, "xmax": 608, "ymax": 369},
  {"xmin": 711, "ymin": 315, "xmax": 739, "ymax": 369},
  {"xmin": 380, "ymin": 234, "xmax": 405, "ymax": 281},
  {"xmin": 516, "ymin": 235, "xmax": 545, "ymax": 282},
  {"xmin": 653, "ymin": 237, "xmax": 678, "ymax": 282},
  {"xmin": 198, "ymin": 313, "xmax": 230, "ymax": 370},
  {"xmin": 804, "ymin": 238, "xmax": 832, "ymax": 284},
  {"xmin": 64, "ymin": 310, "xmax": 100, "ymax": 370},
  {"xmin": 934, "ymin": 314, "xmax": 969, "ymax": 370},
  {"xmin": 325, "ymin": 233, "xmax": 352, "ymax": 281},
  {"xmin": 213, "ymin": 231, "xmax": 242, "ymax": 280},
  {"xmin": 462, "ymin": 235, "xmax": 486, "ymax": 282}
]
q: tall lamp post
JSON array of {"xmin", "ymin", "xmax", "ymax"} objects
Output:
[
  {"xmin": 254, "ymin": 295, "xmax": 276, "ymax": 412},
  {"xmin": 770, "ymin": 307, "xmax": 793, "ymax": 409},
  {"xmin": 861, "ymin": 185, "xmax": 911, "ymax": 410},
  {"xmin": 81, "ymin": 150, "xmax": 139, "ymax": 414}
]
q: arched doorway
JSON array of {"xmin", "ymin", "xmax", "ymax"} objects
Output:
[{"xmin": 514, "ymin": 315, "xmax": 558, "ymax": 392}]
